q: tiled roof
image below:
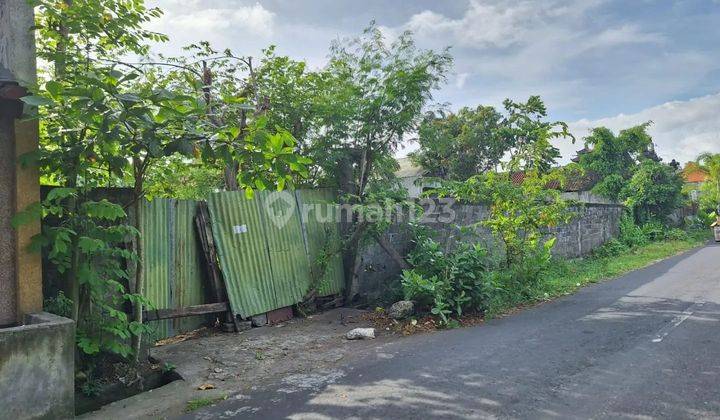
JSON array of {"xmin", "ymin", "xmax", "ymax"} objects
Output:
[{"xmin": 683, "ymin": 169, "xmax": 709, "ymax": 183}]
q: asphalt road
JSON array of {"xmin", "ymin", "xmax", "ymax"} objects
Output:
[{"xmin": 185, "ymin": 242, "xmax": 720, "ymax": 419}]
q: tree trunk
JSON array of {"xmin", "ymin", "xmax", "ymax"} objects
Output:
[
  {"xmin": 373, "ymin": 233, "xmax": 409, "ymax": 270},
  {"xmin": 223, "ymin": 161, "xmax": 240, "ymax": 191},
  {"xmin": 131, "ymin": 162, "xmax": 144, "ymax": 362}
]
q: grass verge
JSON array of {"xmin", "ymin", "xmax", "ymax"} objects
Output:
[
  {"xmin": 486, "ymin": 229, "xmax": 711, "ymax": 318},
  {"xmin": 186, "ymin": 395, "xmax": 227, "ymax": 412}
]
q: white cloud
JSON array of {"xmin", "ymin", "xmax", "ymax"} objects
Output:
[
  {"xmin": 559, "ymin": 93, "xmax": 720, "ymax": 164},
  {"xmin": 152, "ymin": 2, "xmax": 274, "ymax": 36},
  {"xmin": 455, "ymin": 72, "xmax": 470, "ymax": 89},
  {"xmin": 387, "ymin": 0, "xmax": 669, "ymax": 110},
  {"xmin": 405, "ymin": 1, "xmax": 575, "ymax": 49}
]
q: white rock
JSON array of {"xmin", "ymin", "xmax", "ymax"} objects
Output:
[{"xmin": 345, "ymin": 328, "xmax": 375, "ymax": 340}]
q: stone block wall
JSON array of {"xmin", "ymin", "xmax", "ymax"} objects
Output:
[{"xmin": 356, "ymin": 200, "xmax": 624, "ymax": 301}]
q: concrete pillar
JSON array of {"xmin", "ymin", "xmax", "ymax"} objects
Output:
[{"xmin": 0, "ymin": 0, "xmax": 43, "ymax": 326}]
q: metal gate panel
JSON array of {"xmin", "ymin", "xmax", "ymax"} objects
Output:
[
  {"xmin": 258, "ymin": 190, "xmax": 311, "ymax": 309},
  {"xmin": 295, "ymin": 189, "xmax": 345, "ymax": 296},
  {"xmin": 141, "ymin": 199, "xmax": 209, "ymax": 339},
  {"xmin": 172, "ymin": 200, "xmax": 208, "ymax": 333},
  {"xmin": 206, "ymin": 192, "xmax": 278, "ymax": 319},
  {"xmin": 141, "ymin": 199, "xmax": 171, "ymax": 339}
]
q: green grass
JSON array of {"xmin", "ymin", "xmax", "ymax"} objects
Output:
[
  {"xmin": 185, "ymin": 395, "xmax": 227, "ymax": 412},
  {"xmin": 486, "ymin": 230, "xmax": 711, "ymax": 317}
]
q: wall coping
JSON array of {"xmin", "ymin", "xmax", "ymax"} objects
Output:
[{"xmin": 0, "ymin": 311, "xmax": 73, "ymax": 334}]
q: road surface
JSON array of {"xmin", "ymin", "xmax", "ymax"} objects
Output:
[{"xmin": 185, "ymin": 242, "xmax": 720, "ymax": 419}]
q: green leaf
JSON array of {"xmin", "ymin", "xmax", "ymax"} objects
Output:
[
  {"xmin": 117, "ymin": 93, "xmax": 141, "ymax": 103},
  {"xmin": 244, "ymin": 187, "xmax": 255, "ymax": 199},
  {"xmin": 11, "ymin": 202, "xmax": 42, "ymax": 228},
  {"xmin": 45, "ymin": 81, "xmax": 62, "ymax": 97},
  {"xmin": 78, "ymin": 237, "xmax": 106, "ymax": 253},
  {"xmin": 20, "ymin": 95, "xmax": 54, "ymax": 107},
  {"xmin": 77, "ymin": 337, "xmax": 100, "ymax": 355},
  {"xmin": 82, "ymin": 200, "xmax": 126, "ymax": 221},
  {"xmin": 46, "ymin": 187, "xmax": 77, "ymax": 203}
]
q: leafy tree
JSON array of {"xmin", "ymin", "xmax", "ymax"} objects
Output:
[
  {"xmin": 24, "ymin": 0, "xmax": 310, "ymax": 367},
  {"xmin": 411, "ymin": 96, "xmax": 570, "ymax": 180},
  {"xmin": 429, "ymin": 113, "xmax": 574, "ymax": 299},
  {"xmin": 411, "ymin": 106, "xmax": 504, "ymax": 180},
  {"xmin": 254, "ymin": 47, "xmax": 324, "ymax": 185},
  {"xmin": 312, "ymin": 23, "xmax": 452, "ymax": 299},
  {"xmin": 498, "ymin": 96, "xmax": 572, "ymax": 173},
  {"xmin": 25, "ymin": 1, "xmax": 170, "ymax": 365},
  {"xmin": 696, "ymin": 153, "xmax": 720, "ymax": 214},
  {"xmin": 436, "ymin": 168, "xmax": 570, "ymax": 268},
  {"xmin": 578, "ymin": 123, "xmax": 654, "ymax": 200},
  {"xmin": 149, "ymin": 42, "xmax": 310, "ymax": 194},
  {"xmin": 621, "ymin": 160, "xmax": 684, "ymax": 224},
  {"xmin": 316, "ymin": 24, "xmax": 452, "ymax": 192},
  {"xmin": 143, "ymin": 156, "xmax": 223, "ymax": 200}
]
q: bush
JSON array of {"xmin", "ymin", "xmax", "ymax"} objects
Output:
[
  {"xmin": 641, "ymin": 220, "xmax": 666, "ymax": 241},
  {"xmin": 618, "ymin": 214, "xmax": 648, "ymax": 248},
  {"xmin": 401, "ymin": 237, "xmax": 492, "ymax": 325},
  {"xmin": 594, "ymin": 238, "xmax": 629, "ymax": 258},
  {"xmin": 664, "ymin": 227, "xmax": 689, "ymax": 241},
  {"xmin": 686, "ymin": 211, "xmax": 717, "ymax": 230},
  {"xmin": 621, "ymin": 160, "xmax": 684, "ymax": 224},
  {"xmin": 598, "ymin": 214, "xmax": 690, "ymax": 258},
  {"xmin": 503, "ymin": 237, "xmax": 556, "ymax": 297}
]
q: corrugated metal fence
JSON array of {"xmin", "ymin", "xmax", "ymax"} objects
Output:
[
  {"xmin": 142, "ymin": 189, "xmax": 344, "ymax": 338},
  {"xmin": 142, "ymin": 199, "xmax": 210, "ymax": 339}
]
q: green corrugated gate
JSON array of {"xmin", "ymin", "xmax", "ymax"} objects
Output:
[
  {"xmin": 141, "ymin": 189, "xmax": 345, "ymax": 335},
  {"xmin": 207, "ymin": 189, "xmax": 344, "ymax": 319},
  {"xmin": 141, "ymin": 199, "xmax": 209, "ymax": 339},
  {"xmin": 295, "ymin": 189, "xmax": 345, "ymax": 296}
]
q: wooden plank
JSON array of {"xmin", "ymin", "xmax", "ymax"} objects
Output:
[
  {"xmin": 195, "ymin": 202, "xmax": 241, "ymax": 332},
  {"xmin": 143, "ymin": 302, "xmax": 229, "ymax": 322}
]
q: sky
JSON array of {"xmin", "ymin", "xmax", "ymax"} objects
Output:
[{"xmin": 146, "ymin": 0, "xmax": 720, "ymax": 164}]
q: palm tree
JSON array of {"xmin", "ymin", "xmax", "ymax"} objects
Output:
[{"xmin": 697, "ymin": 153, "xmax": 720, "ymax": 213}]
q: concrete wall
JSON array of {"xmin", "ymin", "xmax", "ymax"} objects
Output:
[
  {"xmin": 0, "ymin": 100, "xmax": 18, "ymax": 326},
  {"xmin": 0, "ymin": 312, "xmax": 75, "ymax": 420},
  {"xmin": 356, "ymin": 201, "xmax": 624, "ymax": 301},
  {"xmin": 0, "ymin": 0, "xmax": 43, "ymax": 324}
]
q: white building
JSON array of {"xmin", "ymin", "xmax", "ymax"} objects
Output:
[{"xmin": 395, "ymin": 157, "xmax": 440, "ymax": 197}]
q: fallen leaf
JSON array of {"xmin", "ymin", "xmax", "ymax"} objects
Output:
[{"xmin": 198, "ymin": 383, "xmax": 216, "ymax": 390}]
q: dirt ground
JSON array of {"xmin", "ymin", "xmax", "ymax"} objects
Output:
[{"xmin": 79, "ymin": 308, "xmax": 406, "ymax": 419}]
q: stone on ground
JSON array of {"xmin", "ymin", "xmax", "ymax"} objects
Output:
[
  {"xmin": 388, "ymin": 300, "xmax": 415, "ymax": 319},
  {"xmin": 345, "ymin": 328, "xmax": 375, "ymax": 340}
]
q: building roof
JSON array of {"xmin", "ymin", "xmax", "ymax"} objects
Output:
[{"xmin": 682, "ymin": 167, "xmax": 709, "ymax": 183}]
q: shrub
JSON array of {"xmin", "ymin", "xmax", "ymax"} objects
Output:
[
  {"xmin": 686, "ymin": 211, "xmax": 717, "ymax": 230},
  {"xmin": 504, "ymin": 237, "xmax": 556, "ymax": 297},
  {"xmin": 641, "ymin": 220, "xmax": 666, "ymax": 241},
  {"xmin": 621, "ymin": 160, "xmax": 684, "ymax": 224},
  {"xmin": 401, "ymin": 237, "xmax": 492, "ymax": 324},
  {"xmin": 593, "ymin": 238, "xmax": 629, "ymax": 258},
  {"xmin": 618, "ymin": 214, "xmax": 648, "ymax": 248},
  {"xmin": 664, "ymin": 228, "xmax": 689, "ymax": 241}
]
